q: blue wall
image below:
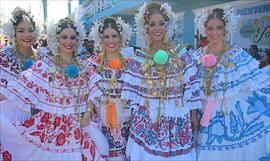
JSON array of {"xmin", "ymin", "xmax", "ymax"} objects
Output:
[{"xmin": 183, "ymin": 10, "xmax": 195, "ymax": 47}]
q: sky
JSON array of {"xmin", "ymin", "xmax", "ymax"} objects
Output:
[{"xmin": 0, "ymin": 0, "xmax": 79, "ymax": 23}]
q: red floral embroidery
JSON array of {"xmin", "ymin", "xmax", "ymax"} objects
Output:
[
  {"xmin": 82, "ymin": 154, "xmax": 87, "ymax": 161},
  {"xmin": 74, "ymin": 128, "xmax": 81, "ymax": 140},
  {"xmin": 35, "ymin": 87, "xmax": 39, "ymax": 93},
  {"xmin": 41, "ymin": 113, "xmax": 51, "ymax": 124},
  {"xmin": 41, "ymin": 73, "xmax": 47, "ymax": 78},
  {"xmin": 2, "ymin": 151, "xmax": 12, "ymax": 161},
  {"xmin": 37, "ymin": 62, "xmax": 42, "ymax": 67},
  {"xmin": 90, "ymin": 142, "xmax": 96, "ymax": 161},
  {"xmin": 22, "ymin": 117, "xmax": 35, "ymax": 128},
  {"xmin": 27, "ymin": 82, "xmax": 33, "ymax": 88},
  {"xmin": 56, "ymin": 132, "xmax": 66, "ymax": 146},
  {"xmin": 180, "ymin": 126, "xmax": 190, "ymax": 146},
  {"xmin": 53, "ymin": 116, "xmax": 61, "ymax": 129}
]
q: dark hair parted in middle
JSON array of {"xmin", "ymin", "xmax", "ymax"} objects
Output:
[
  {"xmin": 204, "ymin": 8, "xmax": 226, "ymax": 27},
  {"xmin": 144, "ymin": 2, "xmax": 169, "ymax": 24},
  {"xmin": 98, "ymin": 17, "xmax": 122, "ymax": 35},
  {"xmin": 12, "ymin": 7, "xmax": 36, "ymax": 29},
  {"xmin": 57, "ymin": 17, "xmax": 78, "ymax": 36}
]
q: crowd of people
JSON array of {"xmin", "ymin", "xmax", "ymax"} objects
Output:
[{"xmin": 0, "ymin": 2, "xmax": 269, "ymax": 161}]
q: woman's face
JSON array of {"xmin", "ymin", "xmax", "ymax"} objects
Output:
[
  {"xmin": 58, "ymin": 27, "xmax": 77, "ymax": 55},
  {"xmin": 147, "ymin": 13, "xmax": 166, "ymax": 44},
  {"xmin": 101, "ymin": 27, "xmax": 121, "ymax": 54},
  {"xmin": 205, "ymin": 18, "xmax": 225, "ymax": 45},
  {"xmin": 15, "ymin": 20, "xmax": 36, "ymax": 49}
]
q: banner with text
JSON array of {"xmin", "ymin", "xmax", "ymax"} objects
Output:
[{"xmin": 233, "ymin": 1, "xmax": 270, "ymax": 52}]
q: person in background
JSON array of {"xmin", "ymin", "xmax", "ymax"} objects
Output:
[
  {"xmin": 249, "ymin": 44, "xmax": 262, "ymax": 62},
  {"xmin": 194, "ymin": 6, "xmax": 270, "ymax": 161},
  {"xmin": 260, "ymin": 49, "xmax": 270, "ymax": 75}
]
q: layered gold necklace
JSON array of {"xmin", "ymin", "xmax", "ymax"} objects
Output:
[
  {"xmin": 202, "ymin": 43, "xmax": 236, "ymax": 116},
  {"xmin": 203, "ymin": 44, "xmax": 226, "ymax": 96},
  {"xmin": 140, "ymin": 45, "xmax": 185, "ymax": 123},
  {"xmin": 97, "ymin": 52, "xmax": 126, "ymax": 129},
  {"xmin": 50, "ymin": 55, "xmax": 89, "ymax": 121},
  {"xmin": 15, "ymin": 46, "xmax": 37, "ymax": 71}
]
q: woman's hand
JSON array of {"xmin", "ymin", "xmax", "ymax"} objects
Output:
[
  {"xmin": 80, "ymin": 112, "xmax": 90, "ymax": 127},
  {"xmin": 0, "ymin": 93, "xmax": 7, "ymax": 101},
  {"xmin": 191, "ymin": 109, "xmax": 199, "ymax": 132},
  {"xmin": 80, "ymin": 102, "xmax": 94, "ymax": 127}
]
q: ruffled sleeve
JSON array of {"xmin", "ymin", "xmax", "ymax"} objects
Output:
[
  {"xmin": 85, "ymin": 62, "xmax": 103, "ymax": 103},
  {"xmin": 181, "ymin": 50, "xmax": 202, "ymax": 110},
  {"xmin": 197, "ymin": 46, "xmax": 270, "ymax": 99},
  {"xmin": 121, "ymin": 45, "xmax": 202, "ymax": 115},
  {"xmin": 1, "ymin": 58, "xmax": 102, "ymax": 115},
  {"xmin": 220, "ymin": 46, "xmax": 270, "ymax": 97},
  {"xmin": 120, "ymin": 49, "xmax": 146, "ymax": 106},
  {"xmin": 0, "ymin": 46, "xmax": 19, "ymax": 87}
]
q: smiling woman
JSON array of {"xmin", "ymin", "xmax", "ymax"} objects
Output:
[
  {"xmin": 120, "ymin": 2, "xmax": 202, "ymax": 160},
  {"xmin": 194, "ymin": 6, "xmax": 270, "ymax": 161},
  {"xmin": 0, "ymin": 7, "xmax": 44, "ymax": 93},
  {"xmin": 0, "ymin": 17, "xmax": 109, "ymax": 161},
  {"xmin": 88, "ymin": 16, "xmax": 133, "ymax": 161}
]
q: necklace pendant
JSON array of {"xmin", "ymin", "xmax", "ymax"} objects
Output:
[
  {"xmin": 149, "ymin": 60, "xmax": 154, "ymax": 66},
  {"xmin": 153, "ymin": 91, "xmax": 158, "ymax": 97}
]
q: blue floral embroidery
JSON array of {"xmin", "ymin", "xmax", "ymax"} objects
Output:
[
  {"xmin": 205, "ymin": 112, "xmax": 227, "ymax": 145},
  {"xmin": 229, "ymin": 112, "xmax": 239, "ymax": 138},
  {"xmin": 247, "ymin": 91, "xmax": 270, "ymax": 117},
  {"xmin": 260, "ymin": 88, "xmax": 270, "ymax": 95},
  {"xmin": 130, "ymin": 106, "xmax": 193, "ymax": 157},
  {"xmin": 201, "ymin": 100, "xmax": 267, "ymax": 147}
]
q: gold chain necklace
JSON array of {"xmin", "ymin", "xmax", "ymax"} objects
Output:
[
  {"xmin": 97, "ymin": 52, "xmax": 126, "ymax": 129},
  {"xmin": 15, "ymin": 46, "xmax": 37, "ymax": 71},
  {"xmin": 203, "ymin": 44, "xmax": 230, "ymax": 116},
  {"xmin": 142, "ymin": 47, "xmax": 185, "ymax": 123},
  {"xmin": 203, "ymin": 44, "xmax": 227, "ymax": 96}
]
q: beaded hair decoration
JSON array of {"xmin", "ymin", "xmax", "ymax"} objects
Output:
[
  {"xmin": 89, "ymin": 17, "xmax": 132, "ymax": 52},
  {"xmin": 134, "ymin": 2, "xmax": 177, "ymax": 46},
  {"xmin": 47, "ymin": 17, "xmax": 86, "ymax": 56},
  {"xmin": 2, "ymin": 7, "xmax": 41, "ymax": 45},
  {"xmin": 194, "ymin": 5, "xmax": 239, "ymax": 37}
]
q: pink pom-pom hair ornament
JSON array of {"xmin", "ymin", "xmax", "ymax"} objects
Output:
[{"xmin": 201, "ymin": 54, "xmax": 217, "ymax": 67}]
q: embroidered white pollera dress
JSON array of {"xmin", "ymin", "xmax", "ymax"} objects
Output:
[
  {"xmin": 0, "ymin": 45, "xmax": 46, "ymax": 88},
  {"xmin": 120, "ymin": 45, "xmax": 202, "ymax": 160},
  {"xmin": 0, "ymin": 45, "xmax": 42, "ymax": 120},
  {"xmin": 0, "ymin": 57, "xmax": 109, "ymax": 161},
  {"xmin": 87, "ymin": 54, "xmax": 131, "ymax": 161},
  {"xmin": 194, "ymin": 46, "xmax": 270, "ymax": 161},
  {"xmin": 0, "ymin": 45, "xmax": 46, "ymax": 160}
]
